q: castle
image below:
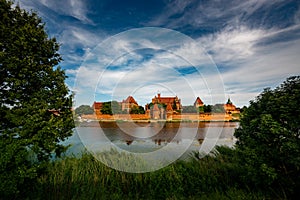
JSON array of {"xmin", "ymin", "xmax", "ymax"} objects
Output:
[
  {"xmin": 92, "ymin": 93, "xmax": 240, "ymax": 120},
  {"xmin": 223, "ymin": 98, "xmax": 240, "ymax": 114},
  {"xmin": 144, "ymin": 93, "xmax": 182, "ymax": 120},
  {"xmin": 121, "ymin": 96, "xmax": 139, "ymax": 112}
]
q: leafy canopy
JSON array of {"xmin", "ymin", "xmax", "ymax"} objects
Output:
[
  {"xmin": 100, "ymin": 101, "xmax": 122, "ymax": 114},
  {"xmin": 130, "ymin": 106, "xmax": 145, "ymax": 114},
  {"xmin": 0, "ymin": 0, "xmax": 74, "ymax": 197},
  {"xmin": 234, "ymin": 76, "xmax": 300, "ymax": 195},
  {"xmin": 75, "ymin": 105, "xmax": 94, "ymax": 116},
  {"xmin": 182, "ymin": 105, "xmax": 198, "ymax": 113}
]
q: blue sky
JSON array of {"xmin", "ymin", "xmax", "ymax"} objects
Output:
[{"xmin": 17, "ymin": 0, "xmax": 300, "ymax": 107}]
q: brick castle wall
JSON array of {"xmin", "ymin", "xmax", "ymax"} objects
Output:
[{"xmin": 81, "ymin": 113, "xmax": 233, "ymax": 121}]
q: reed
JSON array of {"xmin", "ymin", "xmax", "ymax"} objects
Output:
[{"xmin": 33, "ymin": 148, "xmax": 268, "ymax": 199}]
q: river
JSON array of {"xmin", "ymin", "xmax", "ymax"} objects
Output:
[{"xmin": 64, "ymin": 121, "xmax": 239, "ymax": 157}]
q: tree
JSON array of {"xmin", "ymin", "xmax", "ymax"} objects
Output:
[
  {"xmin": 147, "ymin": 102, "xmax": 153, "ymax": 110},
  {"xmin": 111, "ymin": 101, "xmax": 122, "ymax": 114},
  {"xmin": 100, "ymin": 101, "xmax": 121, "ymax": 115},
  {"xmin": 172, "ymin": 99, "xmax": 177, "ymax": 110},
  {"xmin": 130, "ymin": 106, "xmax": 145, "ymax": 114},
  {"xmin": 211, "ymin": 104, "xmax": 225, "ymax": 113},
  {"xmin": 100, "ymin": 102, "xmax": 111, "ymax": 114},
  {"xmin": 234, "ymin": 76, "xmax": 300, "ymax": 197},
  {"xmin": 239, "ymin": 105, "xmax": 247, "ymax": 113},
  {"xmin": 182, "ymin": 105, "xmax": 197, "ymax": 113},
  {"xmin": 203, "ymin": 104, "xmax": 212, "ymax": 113},
  {"xmin": 0, "ymin": 1, "xmax": 74, "ymax": 197},
  {"xmin": 75, "ymin": 105, "xmax": 94, "ymax": 116},
  {"xmin": 138, "ymin": 106, "xmax": 145, "ymax": 114},
  {"xmin": 198, "ymin": 106, "xmax": 204, "ymax": 113}
]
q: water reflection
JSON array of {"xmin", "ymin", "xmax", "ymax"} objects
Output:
[{"xmin": 71, "ymin": 121, "xmax": 239, "ymax": 155}]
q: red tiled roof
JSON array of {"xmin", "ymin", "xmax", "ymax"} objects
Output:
[
  {"xmin": 195, "ymin": 97, "xmax": 203, "ymax": 105},
  {"xmin": 152, "ymin": 96, "xmax": 178, "ymax": 104},
  {"xmin": 122, "ymin": 96, "xmax": 138, "ymax": 105}
]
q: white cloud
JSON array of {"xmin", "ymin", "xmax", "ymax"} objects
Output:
[
  {"xmin": 17, "ymin": 0, "xmax": 106, "ymax": 69},
  {"xmin": 147, "ymin": 0, "xmax": 284, "ymax": 29},
  {"xmin": 199, "ymin": 26, "xmax": 300, "ymax": 106},
  {"xmin": 59, "ymin": 26, "xmax": 104, "ymax": 49},
  {"xmin": 73, "ymin": 57, "xmax": 226, "ymax": 107},
  {"xmin": 57, "ymin": 26, "xmax": 107, "ymax": 67},
  {"xmin": 16, "ymin": 0, "xmax": 300, "ymax": 108},
  {"xmin": 69, "ymin": 27, "xmax": 239, "ymax": 107},
  {"xmin": 199, "ymin": 26, "xmax": 266, "ymax": 62},
  {"xmin": 17, "ymin": 0, "xmax": 93, "ymax": 25},
  {"xmin": 39, "ymin": 0, "xmax": 92, "ymax": 24}
]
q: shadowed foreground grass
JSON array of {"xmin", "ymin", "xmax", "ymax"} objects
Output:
[{"xmin": 32, "ymin": 148, "xmax": 272, "ymax": 200}]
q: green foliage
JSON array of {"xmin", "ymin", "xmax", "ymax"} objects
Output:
[
  {"xmin": 182, "ymin": 105, "xmax": 198, "ymax": 113},
  {"xmin": 159, "ymin": 103, "xmax": 167, "ymax": 109},
  {"xmin": 148, "ymin": 103, "xmax": 166, "ymax": 109},
  {"xmin": 101, "ymin": 101, "xmax": 121, "ymax": 115},
  {"xmin": 146, "ymin": 102, "xmax": 153, "ymax": 109},
  {"xmin": 212, "ymin": 104, "xmax": 225, "ymax": 113},
  {"xmin": 231, "ymin": 113, "xmax": 240, "ymax": 118},
  {"xmin": 239, "ymin": 105, "xmax": 247, "ymax": 113},
  {"xmin": 169, "ymin": 104, "xmax": 217, "ymax": 113},
  {"xmin": 32, "ymin": 150, "xmax": 268, "ymax": 199},
  {"xmin": 172, "ymin": 99, "xmax": 177, "ymax": 110},
  {"xmin": 198, "ymin": 106, "xmax": 204, "ymax": 113},
  {"xmin": 0, "ymin": 0, "xmax": 74, "ymax": 197},
  {"xmin": 75, "ymin": 105, "xmax": 94, "ymax": 116},
  {"xmin": 100, "ymin": 102, "xmax": 111, "ymax": 114},
  {"xmin": 203, "ymin": 104, "xmax": 212, "ymax": 113},
  {"xmin": 130, "ymin": 106, "xmax": 145, "ymax": 114},
  {"xmin": 234, "ymin": 76, "xmax": 300, "ymax": 197},
  {"xmin": 139, "ymin": 106, "xmax": 145, "ymax": 114},
  {"xmin": 198, "ymin": 105, "xmax": 213, "ymax": 113}
]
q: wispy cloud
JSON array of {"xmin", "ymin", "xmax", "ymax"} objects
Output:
[
  {"xmin": 37, "ymin": 0, "xmax": 92, "ymax": 24},
  {"xmin": 198, "ymin": 24, "xmax": 300, "ymax": 106},
  {"xmin": 147, "ymin": 0, "xmax": 293, "ymax": 31},
  {"xmin": 70, "ymin": 22, "xmax": 300, "ymax": 107},
  {"xmin": 15, "ymin": 0, "xmax": 300, "ymax": 108},
  {"xmin": 71, "ymin": 28, "xmax": 226, "ymax": 107},
  {"xmin": 59, "ymin": 26, "xmax": 105, "ymax": 62},
  {"xmin": 199, "ymin": 26, "xmax": 266, "ymax": 63}
]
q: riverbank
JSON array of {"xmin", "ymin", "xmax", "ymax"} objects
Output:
[
  {"xmin": 79, "ymin": 113, "xmax": 240, "ymax": 122},
  {"xmin": 29, "ymin": 149, "xmax": 273, "ymax": 199}
]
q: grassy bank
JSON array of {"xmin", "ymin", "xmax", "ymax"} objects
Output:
[{"xmin": 30, "ymin": 148, "xmax": 273, "ymax": 200}]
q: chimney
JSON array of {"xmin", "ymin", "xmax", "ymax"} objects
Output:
[{"xmin": 158, "ymin": 93, "xmax": 161, "ymax": 98}]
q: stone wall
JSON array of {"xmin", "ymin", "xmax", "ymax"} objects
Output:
[
  {"xmin": 172, "ymin": 113, "xmax": 232, "ymax": 121},
  {"xmin": 81, "ymin": 113, "xmax": 234, "ymax": 121}
]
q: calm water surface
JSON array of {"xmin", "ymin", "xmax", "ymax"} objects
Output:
[{"xmin": 64, "ymin": 121, "xmax": 239, "ymax": 158}]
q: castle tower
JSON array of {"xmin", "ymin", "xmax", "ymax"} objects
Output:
[
  {"xmin": 194, "ymin": 97, "xmax": 204, "ymax": 107},
  {"xmin": 166, "ymin": 103, "xmax": 173, "ymax": 120},
  {"xmin": 152, "ymin": 104, "xmax": 160, "ymax": 119}
]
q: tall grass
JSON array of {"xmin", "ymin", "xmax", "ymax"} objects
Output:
[{"xmin": 32, "ymin": 147, "xmax": 270, "ymax": 199}]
